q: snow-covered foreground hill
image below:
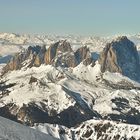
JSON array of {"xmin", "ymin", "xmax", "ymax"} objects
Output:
[
  {"xmin": 34, "ymin": 119, "xmax": 140, "ymax": 140},
  {"xmin": 0, "ymin": 116, "xmax": 58, "ymax": 140}
]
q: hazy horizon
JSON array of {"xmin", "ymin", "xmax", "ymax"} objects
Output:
[{"xmin": 0, "ymin": 0, "xmax": 140, "ymax": 36}]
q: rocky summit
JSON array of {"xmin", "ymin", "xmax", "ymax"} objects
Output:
[
  {"xmin": 99, "ymin": 36, "xmax": 140, "ymax": 81},
  {"xmin": 2, "ymin": 40, "xmax": 94, "ymax": 74}
]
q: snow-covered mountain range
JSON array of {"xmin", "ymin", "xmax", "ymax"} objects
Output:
[{"xmin": 0, "ymin": 33, "xmax": 140, "ymax": 140}]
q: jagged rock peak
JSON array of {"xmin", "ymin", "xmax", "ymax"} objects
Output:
[
  {"xmin": 98, "ymin": 36, "xmax": 140, "ymax": 81},
  {"xmin": 1, "ymin": 41, "xmax": 95, "ymax": 74},
  {"xmin": 114, "ymin": 36, "xmax": 128, "ymax": 42},
  {"xmin": 2, "ymin": 45, "xmax": 46, "ymax": 74},
  {"xmin": 27, "ymin": 45, "xmax": 43, "ymax": 54},
  {"xmin": 44, "ymin": 40, "xmax": 73, "ymax": 65},
  {"xmin": 57, "ymin": 40, "xmax": 73, "ymax": 53},
  {"xmin": 75, "ymin": 46, "xmax": 95, "ymax": 66},
  {"xmin": 75, "ymin": 46, "xmax": 90, "ymax": 63}
]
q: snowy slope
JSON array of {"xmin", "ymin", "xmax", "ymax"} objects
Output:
[
  {"xmin": 34, "ymin": 119, "xmax": 140, "ymax": 140},
  {"xmin": 0, "ymin": 116, "xmax": 58, "ymax": 140},
  {"xmin": 0, "ymin": 65, "xmax": 75, "ymax": 112},
  {"xmin": 73, "ymin": 119, "xmax": 140, "ymax": 140},
  {"xmin": 1, "ymin": 62, "xmax": 140, "ymax": 126}
]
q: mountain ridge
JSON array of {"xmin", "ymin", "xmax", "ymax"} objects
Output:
[{"xmin": 0, "ymin": 34, "xmax": 140, "ymax": 139}]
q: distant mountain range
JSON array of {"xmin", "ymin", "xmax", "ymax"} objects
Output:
[{"xmin": 0, "ymin": 33, "xmax": 140, "ymax": 140}]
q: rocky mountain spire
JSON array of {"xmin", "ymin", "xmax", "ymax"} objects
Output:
[
  {"xmin": 98, "ymin": 36, "xmax": 140, "ymax": 81},
  {"xmin": 2, "ymin": 40, "xmax": 94, "ymax": 74}
]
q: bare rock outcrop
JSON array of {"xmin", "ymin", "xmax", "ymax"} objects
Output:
[
  {"xmin": 44, "ymin": 42, "xmax": 59, "ymax": 64},
  {"xmin": 99, "ymin": 36, "xmax": 140, "ymax": 81},
  {"xmin": 75, "ymin": 46, "xmax": 95, "ymax": 66},
  {"xmin": 56, "ymin": 40, "xmax": 73, "ymax": 53},
  {"xmin": 83, "ymin": 57, "xmax": 95, "ymax": 67},
  {"xmin": 44, "ymin": 40, "xmax": 77, "ymax": 67},
  {"xmin": 2, "ymin": 41, "xmax": 94, "ymax": 74},
  {"xmin": 2, "ymin": 45, "xmax": 42, "ymax": 74},
  {"xmin": 75, "ymin": 46, "xmax": 90, "ymax": 63}
]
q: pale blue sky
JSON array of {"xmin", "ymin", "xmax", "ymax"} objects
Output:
[{"xmin": 0, "ymin": 0, "xmax": 140, "ymax": 36}]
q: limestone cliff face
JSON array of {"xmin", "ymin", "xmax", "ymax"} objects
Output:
[
  {"xmin": 45, "ymin": 41, "xmax": 93, "ymax": 67},
  {"xmin": 83, "ymin": 57, "xmax": 95, "ymax": 67},
  {"xmin": 37, "ymin": 41, "xmax": 93, "ymax": 68},
  {"xmin": 75, "ymin": 46, "xmax": 90, "ymax": 64},
  {"xmin": 98, "ymin": 36, "xmax": 140, "ymax": 81},
  {"xmin": 99, "ymin": 43, "xmax": 122, "ymax": 73},
  {"xmin": 56, "ymin": 40, "xmax": 73, "ymax": 53},
  {"xmin": 2, "ymin": 41, "xmax": 94, "ymax": 74},
  {"xmin": 2, "ymin": 46, "xmax": 42, "ymax": 74},
  {"xmin": 75, "ymin": 46, "xmax": 95, "ymax": 66},
  {"xmin": 44, "ymin": 42, "xmax": 59, "ymax": 64},
  {"xmin": 3, "ymin": 53, "xmax": 26, "ymax": 73},
  {"xmin": 44, "ymin": 40, "xmax": 76, "ymax": 67},
  {"xmin": 55, "ymin": 52, "xmax": 77, "ymax": 67},
  {"xmin": 34, "ymin": 45, "xmax": 46, "ymax": 67},
  {"xmin": 53, "ymin": 40, "xmax": 77, "ymax": 67}
]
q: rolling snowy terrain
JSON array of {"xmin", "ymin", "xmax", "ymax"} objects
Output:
[{"xmin": 0, "ymin": 116, "xmax": 58, "ymax": 140}]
